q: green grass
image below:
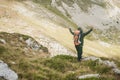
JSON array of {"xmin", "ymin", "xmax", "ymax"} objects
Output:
[
  {"xmin": 0, "ymin": 45, "xmax": 6, "ymax": 54},
  {"xmin": 0, "ymin": 53, "xmax": 118, "ymax": 80},
  {"xmin": 41, "ymin": 55, "xmax": 77, "ymax": 73},
  {"xmin": 83, "ymin": 60, "xmax": 112, "ymax": 74}
]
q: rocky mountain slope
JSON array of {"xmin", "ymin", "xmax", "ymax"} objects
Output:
[
  {"xmin": 51, "ymin": 0, "xmax": 120, "ymax": 29},
  {"xmin": 51, "ymin": 0, "xmax": 120, "ymax": 44}
]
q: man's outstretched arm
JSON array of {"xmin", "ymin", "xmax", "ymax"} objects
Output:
[
  {"xmin": 84, "ymin": 28, "xmax": 93, "ymax": 36},
  {"xmin": 69, "ymin": 28, "xmax": 74, "ymax": 35}
]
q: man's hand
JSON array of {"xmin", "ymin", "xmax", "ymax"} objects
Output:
[
  {"xmin": 69, "ymin": 28, "xmax": 72, "ymax": 31},
  {"xmin": 91, "ymin": 27, "xmax": 93, "ymax": 30},
  {"xmin": 89, "ymin": 26, "xmax": 93, "ymax": 31}
]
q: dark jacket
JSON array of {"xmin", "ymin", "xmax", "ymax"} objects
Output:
[{"xmin": 69, "ymin": 28, "xmax": 92, "ymax": 47}]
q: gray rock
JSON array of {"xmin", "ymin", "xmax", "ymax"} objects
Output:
[
  {"xmin": 0, "ymin": 60, "xmax": 18, "ymax": 80},
  {"xmin": 101, "ymin": 60, "xmax": 117, "ymax": 68},
  {"xmin": 0, "ymin": 39, "xmax": 6, "ymax": 44},
  {"xmin": 78, "ymin": 74, "xmax": 100, "ymax": 79},
  {"xmin": 25, "ymin": 38, "xmax": 33, "ymax": 47},
  {"xmin": 25, "ymin": 38, "xmax": 41, "ymax": 51},
  {"xmin": 113, "ymin": 68, "xmax": 120, "ymax": 75},
  {"xmin": 82, "ymin": 56, "xmax": 102, "ymax": 62},
  {"xmin": 83, "ymin": 56, "xmax": 117, "ymax": 68},
  {"xmin": 82, "ymin": 56, "xmax": 120, "ymax": 75}
]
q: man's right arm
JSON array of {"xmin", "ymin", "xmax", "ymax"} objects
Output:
[{"xmin": 69, "ymin": 28, "xmax": 74, "ymax": 35}]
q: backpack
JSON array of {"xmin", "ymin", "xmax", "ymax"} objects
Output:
[{"xmin": 74, "ymin": 30, "xmax": 81, "ymax": 45}]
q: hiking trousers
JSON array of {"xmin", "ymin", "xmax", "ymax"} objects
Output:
[{"xmin": 75, "ymin": 45, "xmax": 83, "ymax": 61}]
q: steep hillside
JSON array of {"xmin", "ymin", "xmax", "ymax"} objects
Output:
[
  {"xmin": 0, "ymin": 32, "xmax": 49, "ymax": 80},
  {"xmin": 0, "ymin": 32, "xmax": 49, "ymax": 59},
  {"xmin": 0, "ymin": 1, "xmax": 120, "ymax": 79},
  {"xmin": 0, "ymin": 0, "xmax": 120, "ymax": 59},
  {"xmin": 0, "ymin": 32, "xmax": 119, "ymax": 80},
  {"xmin": 0, "ymin": 0, "xmax": 75, "ymax": 57}
]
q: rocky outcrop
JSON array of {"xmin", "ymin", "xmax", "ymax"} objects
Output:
[
  {"xmin": 0, "ymin": 39, "xmax": 6, "ymax": 44},
  {"xmin": 37, "ymin": 34, "xmax": 76, "ymax": 57},
  {"xmin": 25, "ymin": 38, "xmax": 42, "ymax": 51},
  {"xmin": 82, "ymin": 56, "xmax": 120, "ymax": 75},
  {"xmin": 0, "ymin": 60, "xmax": 18, "ymax": 80},
  {"xmin": 113, "ymin": 68, "xmax": 120, "ymax": 75},
  {"xmin": 77, "ymin": 56, "xmax": 120, "ymax": 79},
  {"xmin": 78, "ymin": 74, "xmax": 100, "ymax": 79}
]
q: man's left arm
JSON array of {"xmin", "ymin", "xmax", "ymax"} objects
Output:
[{"xmin": 84, "ymin": 28, "xmax": 93, "ymax": 36}]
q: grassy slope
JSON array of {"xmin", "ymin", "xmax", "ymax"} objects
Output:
[
  {"xmin": 0, "ymin": 46, "xmax": 119, "ymax": 80},
  {"xmin": 0, "ymin": 33, "xmax": 119, "ymax": 80},
  {"xmin": 0, "ymin": 0, "xmax": 120, "ymax": 59},
  {"xmin": 0, "ymin": 32, "xmax": 49, "ymax": 80}
]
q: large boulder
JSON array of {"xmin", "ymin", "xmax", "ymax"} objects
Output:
[{"xmin": 0, "ymin": 60, "xmax": 18, "ymax": 80}]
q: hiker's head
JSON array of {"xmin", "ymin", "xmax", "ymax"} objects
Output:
[
  {"xmin": 77, "ymin": 27, "xmax": 83, "ymax": 33},
  {"xmin": 77, "ymin": 27, "xmax": 81, "ymax": 30}
]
